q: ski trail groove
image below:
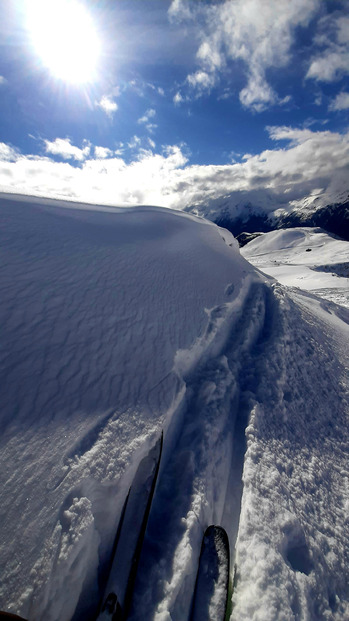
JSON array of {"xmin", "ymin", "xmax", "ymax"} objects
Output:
[
  {"xmin": 221, "ymin": 284, "xmax": 269, "ymax": 569},
  {"xmin": 128, "ymin": 280, "xmax": 270, "ymax": 621}
]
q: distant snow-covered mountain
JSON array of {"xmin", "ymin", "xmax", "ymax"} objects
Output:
[{"xmin": 185, "ymin": 188, "xmax": 349, "ymax": 242}]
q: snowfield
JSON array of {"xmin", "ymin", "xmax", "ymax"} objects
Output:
[
  {"xmin": 241, "ymin": 227, "xmax": 349, "ymax": 308},
  {"xmin": 0, "ymin": 196, "xmax": 348, "ymax": 620}
]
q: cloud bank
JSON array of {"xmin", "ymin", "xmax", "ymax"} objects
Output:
[{"xmin": 0, "ymin": 127, "xmax": 348, "ymax": 211}]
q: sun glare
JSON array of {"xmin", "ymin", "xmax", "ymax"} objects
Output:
[{"xmin": 26, "ymin": 0, "xmax": 101, "ymax": 84}]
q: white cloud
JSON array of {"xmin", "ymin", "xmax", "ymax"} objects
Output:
[
  {"xmin": 186, "ymin": 70, "xmax": 216, "ymax": 94},
  {"xmin": 128, "ymin": 135, "xmax": 142, "ymax": 149},
  {"xmin": 173, "ymin": 91, "xmax": 184, "ymax": 105},
  {"xmin": 137, "ymin": 109, "xmax": 157, "ymax": 133},
  {"xmin": 266, "ymin": 125, "xmax": 315, "ymax": 144},
  {"xmin": 169, "ymin": 0, "xmax": 319, "ymax": 111},
  {"xmin": 306, "ymin": 13, "xmax": 349, "ymax": 82},
  {"xmin": 307, "ymin": 52, "xmax": 349, "ymax": 82},
  {"xmin": 145, "ymin": 124, "xmax": 157, "ymax": 133},
  {"xmin": 0, "ymin": 143, "xmax": 190, "ymax": 206},
  {"xmin": 0, "ymin": 142, "xmax": 18, "ymax": 161},
  {"xmin": 196, "ymin": 41, "xmax": 223, "ymax": 73},
  {"xmin": 96, "ymin": 95, "xmax": 118, "ymax": 117},
  {"xmin": 329, "ymin": 92, "xmax": 349, "ymax": 111},
  {"xmin": 44, "ymin": 138, "xmax": 90, "ymax": 161},
  {"xmin": 0, "ymin": 128, "xmax": 348, "ymax": 211},
  {"xmin": 239, "ymin": 73, "xmax": 277, "ymax": 112},
  {"xmin": 94, "ymin": 146, "xmax": 114, "ymax": 159},
  {"xmin": 168, "ymin": 0, "xmax": 192, "ymax": 22},
  {"xmin": 0, "ymin": 76, "xmax": 7, "ymax": 86},
  {"xmin": 138, "ymin": 108, "xmax": 156, "ymax": 124}
]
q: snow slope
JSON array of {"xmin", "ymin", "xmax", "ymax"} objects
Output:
[
  {"xmin": 242, "ymin": 227, "xmax": 349, "ymax": 308},
  {"xmin": 0, "ymin": 196, "xmax": 348, "ymax": 621}
]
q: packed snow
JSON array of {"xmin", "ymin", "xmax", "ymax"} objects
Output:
[{"xmin": 0, "ymin": 195, "xmax": 348, "ymax": 621}]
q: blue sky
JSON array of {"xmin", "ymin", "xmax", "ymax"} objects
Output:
[{"xmin": 0, "ymin": 0, "xmax": 348, "ymax": 208}]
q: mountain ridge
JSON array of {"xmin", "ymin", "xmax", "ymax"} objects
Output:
[{"xmin": 185, "ymin": 190, "xmax": 349, "ymax": 243}]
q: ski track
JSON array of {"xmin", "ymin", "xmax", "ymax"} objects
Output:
[
  {"xmin": 128, "ymin": 281, "xmax": 270, "ymax": 620},
  {"xmin": 1, "ymin": 200, "xmax": 349, "ymax": 620},
  {"xmin": 129, "ymin": 282, "xmax": 349, "ymax": 621}
]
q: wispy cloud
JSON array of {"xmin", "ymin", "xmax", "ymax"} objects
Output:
[
  {"xmin": 127, "ymin": 135, "xmax": 142, "ymax": 150},
  {"xmin": 0, "ymin": 76, "xmax": 7, "ymax": 86},
  {"xmin": 96, "ymin": 95, "xmax": 118, "ymax": 118},
  {"xmin": 137, "ymin": 109, "xmax": 157, "ymax": 133},
  {"xmin": 138, "ymin": 108, "xmax": 156, "ymax": 124},
  {"xmin": 127, "ymin": 80, "xmax": 166, "ymax": 99},
  {"xmin": 1, "ymin": 128, "xmax": 348, "ymax": 210},
  {"xmin": 44, "ymin": 138, "xmax": 90, "ymax": 161},
  {"xmin": 168, "ymin": 0, "xmax": 319, "ymax": 112},
  {"xmin": 0, "ymin": 142, "xmax": 18, "ymax": 161}
]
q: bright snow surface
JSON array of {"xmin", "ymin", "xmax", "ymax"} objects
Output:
[
  {"xmin": 0, "ymin": 196, "xmax": 349, "ymax": 620},
  {"xmin": 241, "ymin": 227, "xmax": 349, "ymax": 308}
]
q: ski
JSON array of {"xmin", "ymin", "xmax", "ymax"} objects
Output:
[
  {"xmin": 97, "ymin": 433, "xmax": 163, "ymax": 620},
  {"xmin": 190, "ymin": 525, "xmax": 230, "ymax": 621}
]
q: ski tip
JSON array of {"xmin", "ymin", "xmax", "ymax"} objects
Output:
[
  {"xmin": 98, "ymin": 591, "xmax": 122, "ymax": 619},
  {"xmin": 190, "ymin": 525, "xmax": 230, "ymax": 621},
  {"xmin": 204, "ymin": 525, "xmax": 229, "ymax": 549}
]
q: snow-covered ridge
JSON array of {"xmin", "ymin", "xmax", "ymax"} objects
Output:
[{"xmin": 0, "ymin": 197, "xmax": 348, "ymax": 620}]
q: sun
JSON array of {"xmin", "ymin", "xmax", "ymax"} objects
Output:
[{"xmin": 26, "ymin": 0, "xmax": 101, "ymax": 84}]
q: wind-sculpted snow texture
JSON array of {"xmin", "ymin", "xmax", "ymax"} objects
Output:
[{"xmin": 0, "ymin": 196, "xmax": 348, "ymax": 621}]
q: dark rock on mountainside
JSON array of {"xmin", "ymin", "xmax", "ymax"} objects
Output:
[
  {"xmin": 215, "ymin": 211, "xmax": 273, "ymax": 237},
  {"xmin": 214, "ymin": 200, "xmax": 349, "ymax": 244},
  {"xmin": 278, "ymin": 201, "xmax": 349, "ymax": 240},
  {"xmin": 235, "ymin": 232, "xmax": 265, "ymax": 247}
]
